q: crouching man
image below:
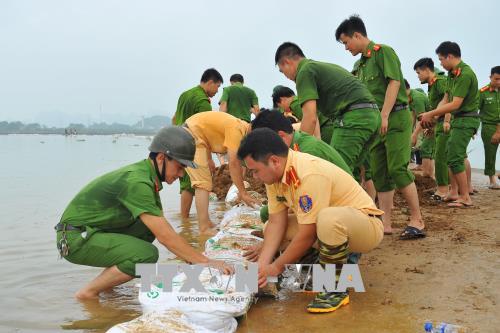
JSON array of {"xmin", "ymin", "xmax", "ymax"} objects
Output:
[
  {"xmin": 56, "ymin": 126, "xmax": 232, "ymax": 300},
  {"xmin": 237, "ymin": 128, "xmax": 384, "ymax": 313}
]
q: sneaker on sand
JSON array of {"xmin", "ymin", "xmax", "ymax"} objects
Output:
[{"xmin": 306, "ymin": 292, "xmax": 350, "ymax": 313}]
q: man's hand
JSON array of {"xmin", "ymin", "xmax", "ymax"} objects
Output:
[
  {"xmin": 206, "ymin": 259, "xmax": 235, "ymax": 275},
  {"xmin": 419, "ymin": 112, "xmax": 435, "ymax": 128},
  {"xmin": 243, "ymin": 243, "xmax": 263, "ymax": 262},
  {"xmin": 491, "ymin": 131, "xmax": 500, "ymax": 144},
  {"xmin": 380, "ymin": 114, "xmax": 389, "ymax": 135},
  {"xmin": 411, "ymin": 132, "xmax": 418, "ymax": 147},
  {"xmin": 238, "ymin": 191, "xmax": 260, "ymax": 208},
  {"xmin": 258, "ymin": 262, "xmax": 283, "ymax": 288},
  {"xmin": 443, "ymin": 122, "xmax": 451, "ymax": 133}
]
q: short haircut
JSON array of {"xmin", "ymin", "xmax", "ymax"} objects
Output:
[
  {"xmin": 230, "ymin": 74, "xmax": 244, "ymax": 83},
  {"xmin": 413, "ymin": 57, "xmax": 435, "ymax": 71},
  {"xmin": 435, "ymin": 41, "xmax": 461, "ymax": 58},
  {"xmin": 201, "ymin": 68, "xmax": 223, "ymax": 83},
  {"xmin": 272, "ymin": 85, "xmax": 295, "ymax": 107},
  {"xmin": 251, "ymin": 109, "xmax": 294, "ymax": 134},
  {"xmin": 275, "ymin": 42, "xmax": 305, "ymax": 65},
  {"xmin": 237, "ymin": 128, "xmax": 289, "ymax": 163},
  {"xmin": 335, "ymin": 14, "xmax": 367, "ymax": 41},
  {"xmin": 491, "ymin": 66, "xmax": 500, "ymax": 76},
  {"xmin": 404, "ymin": 79, "xmax": 410, "ymax": 89}
]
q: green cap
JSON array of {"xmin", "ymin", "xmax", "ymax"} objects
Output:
[{"xmin": 149, "ymin": 126, "xmax": 197, "ymax": 169}]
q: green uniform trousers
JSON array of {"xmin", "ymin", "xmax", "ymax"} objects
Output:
[
  {"xmin": 353, "ymin": 156, "xmax": 372, "ymax": 182},
  {"xmin": 420, "ymin": 135, "xmax": 435, "ymax": 159},
  {"xmin": 371, "ymin": 109, "xmax": 414, "ymax": 192},
  {"xmin": 447, "ymin": 117, "xmax": 480, "ymax": 174},
  {"xmin": 56, "ymin": 218, "xmax": 158, "ymax": 276},
  {"xmin": 330, "ymin": 108, "xmax": 380, "ymax": 174},
  {"xmin": 433, "ymin": 122, "xmax": 450, "ymax": 186},
  {"xmin": 320, "ymin": 122, "xmax": 334, "ymax": 144},
  {"xmin": 481, "ymin": 122, "xmax": 499, "ymax": 176},
  {"xmin": 179, "ymin": 173, "xmax": 194, "ymax": 194}
]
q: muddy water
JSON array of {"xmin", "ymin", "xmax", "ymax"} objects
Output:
[{"xmin": 0, "ymin": 134, "xmax": 494, "ymax": 333}]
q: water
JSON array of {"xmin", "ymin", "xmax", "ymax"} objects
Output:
[{"xmin": 0, "ymin": 134, "xmax": 494, "ymax": 333}]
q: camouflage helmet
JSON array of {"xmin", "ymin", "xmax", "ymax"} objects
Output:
[{"xmin": 149, "ymin": 126, "xmax": 197, "ymax": 168}]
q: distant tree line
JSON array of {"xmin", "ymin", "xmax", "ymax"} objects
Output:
[{"xmin": 0, "ymin": 115, "xmax": 171, "ymax": 135}]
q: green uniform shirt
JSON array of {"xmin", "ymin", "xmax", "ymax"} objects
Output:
[
  {"xmin": 479, "ymin": 85, "xmax": 500, "ymax": 125},
  {"xmin": 357, "ymin": 41, "xmax": 408, "ymax": 109},
  {"xmin": 290, "ymin": 131, "xmax": 352, "ymax": 175},
  {"xmin": 219, "ymin": 83, "xmax": 258, "ymax": 122},
  {"xmin": 174, "ymin": 85, "xmax": 212, "ymax": 125},
  {"xmin": 296, "ymin": 59, "xmax": 375, "ymax": 120},
  {"xmin": 428, "ymin": 74, "xmax": 447, "ymax": 110},
  {"xmin": 409, "ymin": 89, "xmax": 430, "ymax": 116},
  {"xmin": 289, "ymin": 96, "xmax": 331, "ymax": 127},
  {"xmin": 446, "ymin": 61, "xmax": 479, "ymax": 114},
  {"xmin": 60, "ymin": 160, "xmax": 163, "ymax": 229}
]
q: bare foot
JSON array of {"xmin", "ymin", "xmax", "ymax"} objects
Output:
[
  {"xmin": 408, "ymin": 219, "xmax": 425, "ymax": 230},
  {"xmin": 199, "ymin": 227, "xmax": 217, "ymax": 236},
  {"xmin": 75, "ymin": 289, "xmax": 99, "ymax": 300}
]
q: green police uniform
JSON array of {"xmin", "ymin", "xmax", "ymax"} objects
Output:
[
  {"xmin": 289, "ymin": 96, "xmax": 335, "ymax": 144},
  {"xmin": 295, "ymin": 58, "xmax": 381, "ymax": 173},
  {"xmin": 428, "ymin": 74, "xmax": 450, "ymax": 186},
  {"xmin": 56, "ymin": 160, "xmax": 163, "ymax": 276},
  {"xmin": 260, "ymin": 130, "xmax": 353, "ymax": 222},
  {"xmin": 409, "ymin": 89, "xmax": 434, "ymax": 159},
  {"xmin": 219, "ymin": 82, "xmax": 259, "ymax": 123},
  {"xmin": 357, "ymin": 41, "xmax": 414, "ymax": 192},
  {"xmin": 174, "ymin": 85, "xmax": 212, "ymax": 194},
  {"xmin": 479, "ymin": 84, "xmax": 500, "ymax": 176},
  {"xmin": 446, "ymin": 61, "xmax": 481, "ymax": 174}
]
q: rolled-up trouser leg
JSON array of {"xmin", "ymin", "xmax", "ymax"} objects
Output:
[
  {"xmin": 420, "ymin": 135, "xmax": 435, "ymax": 160},
  {"xmin": 447, "ymin": 117, "xmax": 480, "ymax": 174},
  {"xmin": 179, "ymin": 173, "xmax": 194, "ymax": 194},
  {"xmin": 186, "ymin": 141, "xmax": 213, "ymax": 191},
  {"xmin": 434, "ymin": 122, "xmax": 450, "ymax": 186},
  {"xmin": 481, "ymin": 122, "xmax": 499, "ymax": 176}
]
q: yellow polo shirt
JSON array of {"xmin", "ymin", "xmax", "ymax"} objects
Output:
[
  {"xmin": 266, "ymin": 150, "xmax": 383, "ymax": 224},
  {"xmin": 185, "ymin": 111, "xmax": 250, "ymax": 153}
]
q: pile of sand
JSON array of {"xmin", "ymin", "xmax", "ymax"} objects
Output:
[{"xmin": 212, "ymin": 164, "xmax": 266, "ymax": 200}]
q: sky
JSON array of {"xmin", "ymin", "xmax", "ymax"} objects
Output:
[{"xmin": 0, "ymin": 0, "xmax": 498, "ymax": 127}]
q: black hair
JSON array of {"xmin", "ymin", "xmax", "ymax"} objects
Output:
[
  {"xmin": 201, "ymin": 68, "xmax": 223, "ymax": 83},
  {"xmin": 237, "ymin": 128, "xmax": 289, "ymax": 163},
  {"xmin": 491, "ymin": 66, "xmax": 500, "ymax": 76},
  {"xmin": 335, "ymin": 14, "xmax": 367, "ymax": 41},
  {"xmin": 435, "ymin": 41, "xmax": 461, "ymax": 58},
  {"xmin": 275, "ymin": 42, "xmax": 305, "ymax": 65},
  {"xmin": 230, "ymin": 74, "xmax": 244, "ymax": 83},
  {"xmin": 413, "ymin": 57, "xmax": 434, "ymax": 71},
  {"xmin": 404, "ymin": 79, "xmax": 410, "ymax": 89},
  {"xmin": 251, "ymin": 109, "xmax": 294, "ymax": 134},
  {"xmin": 272, "ymin": 86, "xmax": 296, "ymax": 107}
]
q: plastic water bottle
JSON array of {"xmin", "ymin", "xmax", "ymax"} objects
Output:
[{"xmin": 424, "ymin": 321, "xmax": 468, "ymax": 333}]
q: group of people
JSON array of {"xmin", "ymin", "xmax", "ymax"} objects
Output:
[{"xmin": 56, "ymin": 15, "xmax": 498, "ymax": 315}]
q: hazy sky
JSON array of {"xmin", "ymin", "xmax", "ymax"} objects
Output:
[{"xmin": 1, "ymin": 0, "xmax": 498, "ymax": 127}]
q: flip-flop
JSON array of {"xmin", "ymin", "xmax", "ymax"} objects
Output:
[
  {"xmin": 442, "ymin": 196, "xmax": 459, "ymax": 202},
  {"xmin": 488, "ymin": 185, "xmax": 500, "ymax": 190},
  {"xmin": 430, "ymin": 194, "xmax": 444, "ymax": 201},
  {"xmin": 447, "ymin": 201, "xmax": 473, "ymax": 208},
  {"xmin": 469, "ymin": 189, "xmax": 479, "ymax": 195},
  {"xmin": 399, "ymin": 226, "xmax": 426, "ymax": 240}
]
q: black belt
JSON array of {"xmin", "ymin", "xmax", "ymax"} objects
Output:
[
  {"xmin": 454, "ymin": 111, "xmax": 479, "ymax": 118},
  {"xmin": 54, "ymin": 222, "xmax": 83, "ymax": 232},
  {"xmin": 392, "ymin": 104, "xmax": 408, "ymax": 112},
  {"xmin": 347, "ymin": 103, "xmax": 379, "ymax": 112}
]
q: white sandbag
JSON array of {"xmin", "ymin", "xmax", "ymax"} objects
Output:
[
  {"xmin": 224, "ymin": 181, "xmax": 250, "ymax": 206},
  {"xmin": 218, "ymin": 205, "xmax": 262, "ymax": 230}
]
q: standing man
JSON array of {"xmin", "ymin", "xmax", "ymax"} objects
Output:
[
  {"xmin": 238, "ymin": 128, "xmax": 384, "ymax": 313},
  {"xmin": 335, "ymin": 15, "xmax": 424, "ymax": 239},
  {"xmin": 172, "ymin": 68, "xmax": 223, "ymax": 219},
  {"xmin": 479, "ymin": 66, "xmax": 500, "ymax": 189},
  {"xmin": 414, "ymin": 58, "xmax": 451, "ymax": 199},
  {"xmin": 274, "ymin": 42, "xmax": 381, "ymax": 177},
  {"xmin": 420, "ymin": 41, "xmax": 481, "ymax": 207},
  {"xmin": 57, "ymin": 127, "xmax": 232, "ymax": 300},
  {"xmin": 219, "ymin": 74, "xmax": 259, "ymax": 123},
  {"xmin": 184, "ymin": 111, "xmax": 260, "ymax": 234},
  {"xmin": 405, "ymin": 80, "xmax": 435, "ymax": 179},
  {"xmin": 272, "ymin": 85, "xmax": 333, "ymax": 143}
]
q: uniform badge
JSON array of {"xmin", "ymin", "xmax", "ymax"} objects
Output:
[{"xmin": 299, "ymin": 195, "xmax": 313, "ymax": 213}]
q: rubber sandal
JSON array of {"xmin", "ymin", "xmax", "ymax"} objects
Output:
[
  {"xmin": 430, "ymin": 194, "xmax": 444, "ymax": 201},
  {"xmin": 399, "ymin": 226, "xmax": 426, "ymax": 240},
  {"xmin": 447, "ymin": 201, "xmax": 473, "ymax": 208}
]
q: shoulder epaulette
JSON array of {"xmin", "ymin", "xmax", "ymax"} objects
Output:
[
  {"xmin": 373, "ymin": 44, "xmax": 381, "ymax": 51},
  {"xmin": 480, "ymin": 85, "xmax": 490, "ymax": 93}
]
